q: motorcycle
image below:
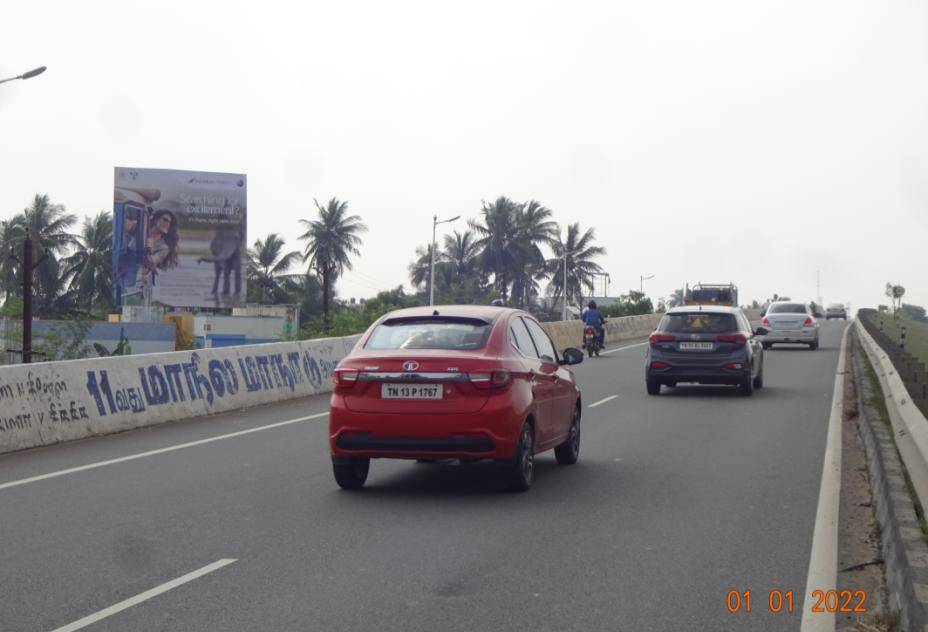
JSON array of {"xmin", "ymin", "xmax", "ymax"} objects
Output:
[{"xmin": 583, "ymin": 326, "xmax": 603, "ymax": 357}]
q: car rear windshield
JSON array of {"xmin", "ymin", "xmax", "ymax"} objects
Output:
[
  {"xmin": 827, "ymin": 304, "xmax": 844, "ymax": 310},
  {"xmin": 767, "ymin": 303, "xmax": 808, "ymax": 314},
  {"xmin": 660, "ymin": 313, "xmax": 738, "ymax": 334},
  {"xmin": 365, "ymin": 317, "xmax": 492, "ymax": 350}
]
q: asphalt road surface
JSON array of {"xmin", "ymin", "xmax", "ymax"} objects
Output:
[{"xmin": 0, "ymin": 322, "xmax": 849, "ymax": 631}]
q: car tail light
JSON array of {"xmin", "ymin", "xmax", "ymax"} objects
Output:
[
  {"xmin": 333, "ymin": 369, "xmax": 359, "ymax": 389},
  {"xmin": 468, "ymin": 370, "xmax": 512, "ymax": 389},
  {"xmin": 723, "ymin": 363, "xmax": 744, "ymax": 370},
  {"xmin": 649, "ymin": 332, "xmax": 675, "ymax": 344},
  {"xmin": 717, "ymin": 333, "xmax": 747, "ymax": 345},
  {"xmin": 762, "ymin": 316, "xmax": 770, "ymax": 326},
  {"xmin": 650, "ymin": 361, "xmax": 669, "ymax": 370},
  {"xmin": 804, "ymin": 316, "xmax": 814, "ymax": 326}
]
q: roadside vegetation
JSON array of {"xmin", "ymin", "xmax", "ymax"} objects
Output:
[{"xmin": 863, "ymin": 309, "xmax": 928, "ymax": 368}]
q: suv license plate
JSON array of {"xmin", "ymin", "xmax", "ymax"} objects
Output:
[
  {"xmin": 679, "ymin": 342, "xmax": 714, "ymax": 351},
  {"xmin": 381, "ymin": 384, "xmax": 443, "ymax": 399}
]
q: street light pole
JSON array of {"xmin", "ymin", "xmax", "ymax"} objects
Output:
[
  {"xmin": 429, "ymin": 214, "xmax": 460, "ymax": 306},
  {"xmin": 640, "ymin": 274, "xmax": 654, "ymax": 295},
  {"xmin": 0, "ymin": 66, "xmax": 47, "ymax": 86}
]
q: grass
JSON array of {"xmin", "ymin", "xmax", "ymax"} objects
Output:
[{"xmin": 866, "ymin": 313, "xmax": 928, "ymax": 367}]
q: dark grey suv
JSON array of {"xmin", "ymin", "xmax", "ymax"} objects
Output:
[{"xmin": 645, "ymin": 306, "xmax": 768, "ymax": 396}]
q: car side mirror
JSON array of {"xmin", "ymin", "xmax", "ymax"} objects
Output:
[
  {"xmin": 560, "ymin": 347, "xmax": 584, "ymax": 365},
  {"xmin": 754, "ymin": 327, "xmax": 769, "ymax": 336}
]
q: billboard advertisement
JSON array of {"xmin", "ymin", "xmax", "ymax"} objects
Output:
[{"xmin": 113, "ymin": 167, "xmax": 247, "ymax": 309}]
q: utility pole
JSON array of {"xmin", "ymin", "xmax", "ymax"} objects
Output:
[
  {"xmin": 816, "ymin": 269, "xmax": 821, "ymax": 306},
  {"xmin": 8, "ymin": 231, "xmax": 45, "ymax": 363}
]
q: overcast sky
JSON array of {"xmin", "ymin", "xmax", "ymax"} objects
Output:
[{"xmin": 2, "ymin": 0, "xmax": 926, "ymax": 311}]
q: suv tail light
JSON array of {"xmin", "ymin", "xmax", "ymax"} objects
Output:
[
  {"xmin": 717, "ymin": 333, "xmax": 747, "ymax": 345},
  {"xmin": 649, "ymin": 332, "xmax": 675, "ymax": 344},
  {"xmin": 803, "ymin": 316, "xmax": 814, "ymax": 326},
  {"xmin": 468, "ymin": 370, "xmax": 512, "ymax": 390},
  {"xmin": 650, "ymin": 361, "xmax": 669, "ymax": 370},
  {"xmin": 333, "ymin": 369, "xmax": 359, "ymax": 389},
  {"xmin": 762, "ymin": 316, "xmax": 770, "ymax": 326}
]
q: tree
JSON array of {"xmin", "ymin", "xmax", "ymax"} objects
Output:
[
  {"xmin": 9, "ymin": 194, "xmax": 78, "ymax": 316},
  {"xmin": 510, "ymin": 200, "xmax": 557, "ymax": 309},
  {"xmin": 900, "ymin": 303, "xmax": 928, "ymax": 323},
  {"xmin": 247, "ymin": 233, "xmax": 302, "ymax": 304},
  {"xmin": 62, "ymin": 211, "xmax": 113, "ymax": 313},
  {"xmin": 298, "ymin": 198, "xmax": 367, "ymax": 329},
  {"xmin": 668, "ymin": 288, "xmax": 685, "ymax": 308},
  {"xmin": 545, "ymin": 223, "xmax": 606, "ymax": 311},
  {"xmin": 442, "ymin": 229, "xmax": 481, "ymax": 281},
  {"xmin": 470, "ymin": 197, "xmax": 522, "ymax": 302}
]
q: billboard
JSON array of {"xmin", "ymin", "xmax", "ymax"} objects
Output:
[{"xmin": 113, "ymin": 167, "xmax": 247, "ymax": 309}]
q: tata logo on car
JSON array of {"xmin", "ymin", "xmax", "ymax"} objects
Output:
[{"xmin": 402, "ymin": 361, "xmax": 420, "ymax": 371}]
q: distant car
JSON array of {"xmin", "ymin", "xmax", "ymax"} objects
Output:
[
  {"xmin": 826, "ymin": 303, "xmax": 847, "ymax": 320},
  {"xmin": 329, "ymin": 305, "xmax": 585, "ymax": 492},
  {"xmin": 760, "ymin": 302, "xmax": 820, "ymax": 349},
  {"xmin": 645, "ymin": 305, "xmax": 766, "ymax": 396}
]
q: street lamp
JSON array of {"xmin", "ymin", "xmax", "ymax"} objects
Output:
[
  {"xmin": 640, "ymin": 274, "xmax": 655, "ymax": 295},
  {"xmin": 429, "ymin": 214, "xmax": 460, "ymax": 306},
  {"xmin": 0, "ymin": 66, "xmax": 47, "ymax": 86}
]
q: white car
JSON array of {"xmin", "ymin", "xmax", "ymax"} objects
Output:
[{"xmin": 760, "ymin": 302, "xmax": 820, "ymax": 350}]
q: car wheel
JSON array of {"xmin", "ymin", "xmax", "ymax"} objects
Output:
[
  {"xmin": 555, "ymin": 405, "xmax": 581, "ymax": 466},
  {"xmin": 587, "ymin": 347, "xmax": 593, "ymax": 358},
  {"xmin": 762, "ymin": 342, "xmax": 771, "ymax": 350},
  {"xmin": 505, "ymin": 422, "xmax": 535, "ymax": 492},
  {"xmin": 646, "ymin": 379, "xmax": 661, "ymax": 395},
  {"xmin": 753, "ymin": 365, "xmax": 764, "ymax": 389},
  {"xmin": 740, "ymin": 376, "xmax": 755, "ymax": 396},
  {"xmin": 332, "ymin": 457, "xmax": 370, "ymax": 489},
  {"xmin": 809, "ymin": 341, "xmax": 819, "ymax": 350}
]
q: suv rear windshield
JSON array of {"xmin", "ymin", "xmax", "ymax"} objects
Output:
[
  {"xmin": 767, "ymin": 303, "xmax": 808, "ymax": 314},
  {"xmin": 366, "ymin": 317, "xmax": 492, "ymax": 350},
  {"xmin": 660, "ymin": 313, "xmax": 738, "ymax": 334}
]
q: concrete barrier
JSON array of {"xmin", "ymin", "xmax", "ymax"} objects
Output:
[
  {"xmin": 0, "ymin": 334, "xmax": 361, "ymax": 455},
  {"xmin": 541, "ymin": 313, "xmax": 663, "ymax": 353}
]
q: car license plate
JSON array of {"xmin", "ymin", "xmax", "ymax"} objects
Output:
[
  {"xmin": 679, "ymin": 342, "xmax": 714, "ymax": 351},
  {"xmin": 381, "ymin": 384, "xmax": 443, "ymax": 399}
]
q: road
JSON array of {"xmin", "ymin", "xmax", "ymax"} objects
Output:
[{"xmin": 0, "ymin": 322, "xmax": 848, "ymax": 631}]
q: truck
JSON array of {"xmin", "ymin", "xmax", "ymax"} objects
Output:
[{"xmin": 684, "ymin": 282, "xmax": 739, "ymax": 307}]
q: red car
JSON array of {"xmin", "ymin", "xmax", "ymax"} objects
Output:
[{"xmin": 329, "ymin": 305, "xmax": 585, "ymax": 491}]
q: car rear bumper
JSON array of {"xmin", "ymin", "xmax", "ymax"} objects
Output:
[
  {"xmin": 329, "ymin": 398, "xmax": 522, "ymax": 460},
  {"xmin": 646, "ymin": 366, "xmax": 750, "ymax": 385},
  {"xmin": 762, "ymin": 330, "xmax": 818, "ymax": 343}
]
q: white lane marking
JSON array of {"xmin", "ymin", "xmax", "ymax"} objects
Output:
[
  {"xmin": 588, "ymin": 395, "xmax": 619, "ymax": 408},
  {"xmin": 0, "ymin": 412, "xmax": 329, "ymax": 493},
  {"xmin": 799, "ymin": 325, "xmax": 849, "ymax": 632},
  {"xmin": 600, "ymin": 341, "xmax": 648, "ymax": 355},
  {"xmin": 50, "ymin": 558, "xmax": 237, "ymax": 632}
]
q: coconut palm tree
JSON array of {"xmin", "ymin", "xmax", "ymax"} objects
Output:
[
  {"xmin": 510, "ymin": 200, "xmax": 557, "ymax": 309},
  {"xmin": 442, "ymin": 229, "xmax": 480, "ymax": 280},
  {"xmin": 11, "ymin": 195, "xmax": 78, "ymax": 315},
  {"xmin": 298, "ymin": 198, "xmax": 367, "ymax": 329},
  {"xmin": 247, "ymin": 233, "xmax": 302, "ymax": 304},
  {"xmin": 62, "ymin": 211, "xmax": 113, "ymax": 313},
  {"xmin": 0, "ymin": 219, "xmax": 22, "ymax": 302},
  {"xmin": 470, "ymin": 197, "xmax": 522, "ymax": 301},
  {"xmin": 546, "ymin": 223, "xmax": 606, "ymax": 312},
  {"xmin": 408, "ymin": 244, "xmax": 454, "ymax": 296}
]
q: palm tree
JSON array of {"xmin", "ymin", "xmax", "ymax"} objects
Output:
[
  {"xmin": 408, "ymin": 244, "xmax": 454, "ymax": 297},
  {"xmin": 470, "ymin": 197, "xmax": 522, "ymax": 301},
  {"xmin": 546, "ymin": 223, "xmax": 606, "ymax": 311},
  {"xmin": 247, "ymin": 233, "xmax": 302, "ymax": 304},
  {"xmin": 510, "ymin": 200, "xmax": 557, "ymax": 309},
  {"xmin": 62, "ymin": 211, "xmax": 113, "ymax": 312},
  {"xmin": 442, "ymin": 230, "xmax": 480, "ymax": 280},
  {"xmin": 11, "ymin": 195, "xmax": 78, "ymax": 315},
  {"xmin": 298, "ymin": 198, "xmax": 367, "ymax": 329},
  {"xmin": 0, "ymin": 219, "xmax": 22, "ymax": 302}
]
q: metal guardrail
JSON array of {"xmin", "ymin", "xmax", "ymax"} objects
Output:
[{"xmin": 858, "ymin": 309, "xmax": 928, "ymax": 419}]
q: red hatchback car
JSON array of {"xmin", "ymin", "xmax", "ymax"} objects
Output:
[{"xmin": 329, "ymin": 305, "xmax": 585, "ymax": 491}]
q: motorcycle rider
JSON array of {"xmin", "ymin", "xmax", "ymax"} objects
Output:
[{"xmin": 582, "ymin": 300, "xmax": 606, "ymax": 348}]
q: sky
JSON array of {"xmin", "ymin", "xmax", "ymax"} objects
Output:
[{"xmin": 2, "ymin": 0, "xmax": 927, "ymax": 312}]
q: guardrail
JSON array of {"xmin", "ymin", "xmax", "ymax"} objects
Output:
[
  {"xmin": 858, "ymin": 310, "xmax": 928, "ymax": 419},
  {"xmin": 854, "ymin": 316, "xmax": 928, "ymax": 513}
]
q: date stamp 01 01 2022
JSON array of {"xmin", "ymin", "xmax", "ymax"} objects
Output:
[{"xmin": 726, "ymin": 589, "xmax": 868, "ymax": 615}]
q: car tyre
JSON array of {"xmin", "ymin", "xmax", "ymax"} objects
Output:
[
  {"xmin": 505, "ymin": 422, "xmax": 535, "ymax": 492},
  {"xmin": 753, "ymin": 364, "xmax": 764, "ymax": 389},
  {"xmin": 762, "ymin": 342, "xmax": 772, "ymax": 350},
  {"xmin": 646, "ymin": 379, "xmax": 661, "ymax": 396},
  {"xmin": 809, "ymin": 341, "xmax": 819, "ymax": 350},
  {"xmin": 740, "ymin": 376, "xmax": 755, "ymax": 396},
  {"xmin": 555, "ymin": 405, "xmax": 581, "ymax": 466},
  {"xmin": 332, "ymin": 457, "xmax": 370, "ymax": 489}
]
